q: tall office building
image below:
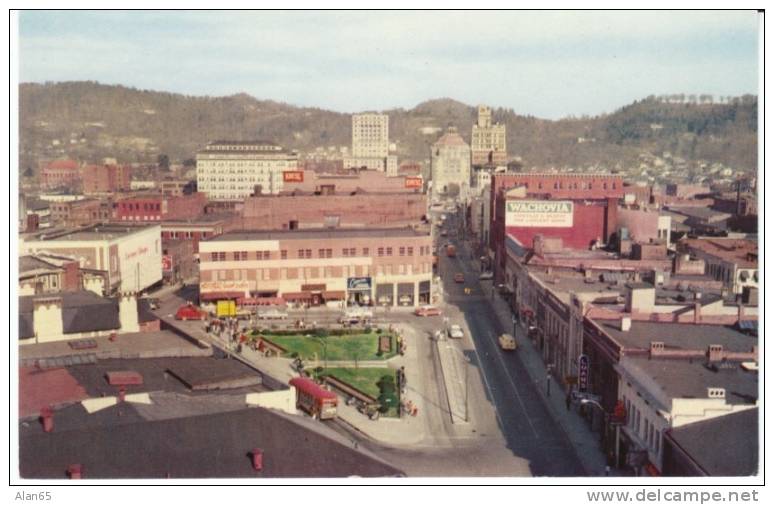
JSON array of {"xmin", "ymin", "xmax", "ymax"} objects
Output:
[
  {"xmin": 471, "ymin": 105, "xmax": 507, "ymax": 166},
  {"xmin": 430, "ymin": 127, "xmax": 472, "ymax": 202},
  {"xmin": 196, "ymin": 140, "xmax": 299, "ymax": 201},
  {"xmin": 345, "ymin": 113, "xmax": 396, "ymax": 174}
]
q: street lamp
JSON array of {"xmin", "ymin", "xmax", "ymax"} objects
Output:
[
  {"xmin": 307, "ymin": 334, "xmax": 328, "ymax": 371},
  {"xmin": 580, "ymin": 398, "xmax": 620, "ymax": 471},
  {"xmin": 446, "ymin": 344, "xmax": 470, "ymax": 422}
]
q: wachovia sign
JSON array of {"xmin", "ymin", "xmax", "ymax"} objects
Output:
[{"xmin": 506, "ymin": 200, "xmax": 574, "ymax": 227}]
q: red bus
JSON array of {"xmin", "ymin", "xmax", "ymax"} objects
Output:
[{"xmin": 289, "ymin": 377, "xmax": 338, "ymax": 420}]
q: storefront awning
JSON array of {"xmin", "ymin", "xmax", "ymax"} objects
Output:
[
  {"xmin": 283, "ymin": 292, "xmax": 313, "ymax": 301},
  {"xmin": 322, "ymin": 290, "xmax": 346, "ymax": 300},
  {"xmin": 200, "ymin": 291, "xmax": 243, "ymax": 301},
  {"xmin": 238, "ymin": 297, "xmax": 286, "ymax": 306}
]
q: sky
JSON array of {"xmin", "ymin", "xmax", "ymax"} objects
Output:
[{"xmin": 18, "ymin": 10, "xmax": 761, "ymax": 119}]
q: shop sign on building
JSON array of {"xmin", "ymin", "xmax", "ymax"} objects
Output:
[
  {"xmin": 578, "ymin": 354, "xmax": 590, "ymax": 392},
  {"xmin": 282, "ymin": 171, "xmax": 304, "ymax": 183},
  {"xmin": 404, "ymin": 176, "xmax": 423, "ymax": 189},
  {"xmin": 506, "ymin": 200, "xmax": 574, "ymax": 227},
  {"xmin": 200, "ymin": 280, "xmax": 250, "ymax": 293},
  {"xmin": 347, "ymin": 277, "xmax": 372, "ymax": 290}
]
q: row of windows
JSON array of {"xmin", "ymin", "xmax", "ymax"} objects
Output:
[
  {"xmin": 119, "ymin": 202, "xmax": 161, "ymax": 211},
  {"xmin": 624, "ymin": 396, "xmax": 661, "ymax": 457},
  {"xmin": 210, "ymin": 262, "xmax": 433, "ymax": 281},
  {"xmin": 208, "ymin": 245, "xmax": 431, "ymax": 261}
]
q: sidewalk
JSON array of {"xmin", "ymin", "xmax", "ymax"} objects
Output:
[{"xmin": 487, "ymin": 283, "xmax": 615, "ymax": 477}]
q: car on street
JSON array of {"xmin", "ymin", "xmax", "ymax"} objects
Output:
[
  {"xmin": 257, "ymin": 309, "xmax": 288, "ymax": 320},
  {"xmin": 447, "ymin": 324, "xmax": 464, "ymax": 339},
  {"xmin": 440, "ymin": 230, "xmax": 448, "ymax": 237},
  {"xmin": 454, "ymin": 273, "xmax": 465, "ymax": 283},
  {"xmin": 339, "ymin": 308, "xmax": 373, "ymax": 324},
  {"xmin": 479, "ymin": 272, "xmax": 494, "ymax": 280},
  {"xmin": 175, "ymin": 303, "xmax": 207, "ymax": 321},
  {"xmin": 498, "ymin": 333, "xmax": 517, "ymax": 351},
  {"xmin": 414, "ymin": 305, "xmax": 442, "ymax": 317}
]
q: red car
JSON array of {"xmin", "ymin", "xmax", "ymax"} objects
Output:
[
  {"xmin": 175, "ymin": 303, "xmax": 208, "ymax": 321},
  {"xmin": 415, "ymin": 305, "xmax": 442, "ymax": 317},
  {"xmin": 454, "ymin": 273, "xmax": 465, "ymax": 283}
]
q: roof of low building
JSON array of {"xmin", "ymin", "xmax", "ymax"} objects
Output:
[
  {"xmin": 665, "ymin": 408, "xmax": 758, "ymax": 476},
  {"xmin": 593, "ymin": 320, "xmax": 756, "ymax": 354},
  {"xmin": 18, "ymin": 291, "xmax": 120, "ymax": 339},
  {"xmin": 209, "ymin": 227, "xmax": 428, "ymax": 241},
  {"xmin": 620, "ymin": 356, "xmax": 758, "ymax": 405},
  {"xmin": 681, "ymin": 238, "xmax": 758, "ymax": 268},
  {"xmin": 25, "ymin": 224, "xmax": 159, "ymax": 242}
]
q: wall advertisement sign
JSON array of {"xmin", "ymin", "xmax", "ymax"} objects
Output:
[{"xmin": 506, "ymin": 200, "xmax": 574, "ymax": 227}]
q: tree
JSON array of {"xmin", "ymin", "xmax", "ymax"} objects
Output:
[
  {"xmin": 157, "ymin": 154, "xmax": 170, "ymax": 171},
  {"xmin": 182, "ymin": 158, "xmax": 196, "ymax": 167}
]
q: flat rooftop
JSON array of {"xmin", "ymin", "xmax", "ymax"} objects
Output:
[
  {"xmin": 26, "ymin": 224, "xmax": 159, "ymax": 242},
  {"xmin": 211, "ymin": 227, "xmax": 429, "ymax": 241},
  {"xmin": 621, "ymin": 356, "xmax": 758, "ymax": 405},
  {"xmin": 593, "ymin": 320, "xmax": 756, "ymax": 353},
  {"xmin": 682, "ymin": 238, "xmax": 758, "ymax": 268}
]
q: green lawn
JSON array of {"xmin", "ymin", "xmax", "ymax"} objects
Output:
[
  {"xmin": 262, "ymin": 333, "xmax": 397, "ymax": 361},
  {"xmin": 314, "ymin": 367, "xmax": 400, "ymax": 418}
]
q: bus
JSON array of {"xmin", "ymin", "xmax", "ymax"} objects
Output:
[{"xmin": 289, "ymin": 377, "xmax": 338, "ymax": 420}]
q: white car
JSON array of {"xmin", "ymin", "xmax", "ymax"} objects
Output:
[
  {"xmin": 447, "ymin": 324, "xmax": 464, "ymax": 339},
  {"xmin": 257, "ymin": 309, "xmax": 288, "ymax": 320},
  {"xmin": 479, "ymin": 272, "xmax": 494, "ymax": 280}
]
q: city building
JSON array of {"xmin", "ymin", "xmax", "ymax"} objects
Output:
[
  {"xmin": 430, "ymin": 127, "xmax": 472, "ymax": 202},
  {"xmin": 49, "ymin": 198, "xmax": 113, "ymax": 227},
  {"xmin": 81, "ymin": 163, "xmax": 132, "ymax": 194},
  {"xmin": 280, "ymin": 169, "xmax": 421, "ymax": 194},
  {"xmin": 160, "ymin": 179, "xmax": 197, "ymax": 198},
  {"xmin": 661, "ymin": 408, "xmax": 758, "ymax": 476},
  {"xmin": 19, "ymin": 253, "xmax": 82, "ymax": 295},
  {"xmin": 680, "ymin": 238, "xmax": 758, "ymax": 294},
  {"xmin": 196, "ymin": 140, "xmax": 300, "ymax": 201},
  {"xmin": 236, "ymin": 191, "xmax": 427, "ymax": 230},
  {"xmin": 616, "ymin": 207, "xmax": 672, "ymax": 251},
  {"xmin": 489, "ymin": 173, "xmax": 624, "ymax": 281},
  {"xmin": 113, "ymin": 192, "xmax": 207, "ymax": 222},
  {"xmin": 665, "ymin": 183, "xmax": 711, "ymax": 199},
  {"xmin": 39, "ymin": 159, "xmax": 81, "ymax": 190},
  {"xmin": 471, "ymin": 105, "xmax": 507, "ymax": 167},
  {"xmin": 21, "ymin": 224, "xmax": 162, "ymax": 294},
  {"xmin": 344, "ymin": 113, "xmax": 392, "ymax": 172},
  {"xmin": 198, "ymin": 227, "xmax": 433, "ymax": 307}
]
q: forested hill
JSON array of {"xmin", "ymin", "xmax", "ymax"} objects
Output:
[{"xmin": 19, "ymin": 81, "xmax": 757, "ymax": 172}]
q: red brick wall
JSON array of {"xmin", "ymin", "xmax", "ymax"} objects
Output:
[
  {"xmin": 504, "ymin": 200, "xmax": 612, "ymax": 250},
  {"xmin": 164, "ymin": 193, "xmax": 207, "ymax": 220}
]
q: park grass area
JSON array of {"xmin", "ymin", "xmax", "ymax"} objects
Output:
[
  {"xmin": 315, "ymin": 367, "xmax": 399, "ymax": 418},
  {"xmin": 262, "ymin": 333, "xmax": 397, "ymax": 361}
]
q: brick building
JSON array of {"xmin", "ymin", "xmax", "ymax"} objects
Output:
[
  {"xmin": 489, "ymin": 173, "xmax": 624, "ymax": 281},
  {"xmin": 39, "ymin": 159, "xmax": 81, "ymax": 190},
  {"xmin": 81, "ymin": 164, "xmax": 132, "ymax": 194},
  {"xmin": 679, "ymin": 238, "xmax": 758, "ymax": 294},
  {"xmin": 114, "ymin": 192, "xmax": 207, "ymax": 222},
  {"xmin": 281, "ymin": 169, "xmax": 420, "ymax": 194},
  {"xmin": 236, "ymin": 191, "xmax": 427, "ymax": 230},
  {"xmin": 49, "ymin": 198, "xmax": 113, "ymax": 227},
  {"xmin": 199, "ymin": 228, "xmax": 433, "ymax": 307}
]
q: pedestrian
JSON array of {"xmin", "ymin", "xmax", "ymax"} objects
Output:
[
  {"xmin": 566, "ymin": 394, "xmax": 572, "ymax": 411},
  {"xmin": 605, "ymin": 465, "xmax": 611, "ymax": 477}
]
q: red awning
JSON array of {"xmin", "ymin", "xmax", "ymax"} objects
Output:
[
  {"xmin": 200, "ymin": 291, "xmax": 243, "ymax": 301},
  {"xmin": 322, "ymin": 290, "xmax": 346, "ymax": 300},
  {"xmin": 283, "ymin": 292, "xmax": 313, "ymax": 301},
  {"xmin": 238, "ymin": 297, "xmax": 287, "ymax": 306},
  {"xmin": 645, "ymin": 463, "xmax": 661, "ymax": 477}
]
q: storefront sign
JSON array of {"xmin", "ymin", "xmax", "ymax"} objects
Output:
[
  {"xmin": 301, "ymin": 284, "xmax": 326, "ymax": 292},
  {"xmin": 347, "ymin": 277, "xmax": 372, "ymax": 290},
  {"xmin": 506, "ymin": 200, "xmax": 574, "ymax": 227},
  {"xmin": 282, "ymin": 170, "xmax": 304, "ymax": 183},
  {"xmin": 404, "ymin": 176, "xmax": 423, "ymax": 189},
  {"xmin": 200, "ymin": 280, "xmax": 250, "ymax": 293},
  {"xmin": 124, "ymin": 246, "xmax": 149, "ymax": 260},
  {"xmin": 578, "ymin": 354, "xmax": 590, "ymax": 393}
]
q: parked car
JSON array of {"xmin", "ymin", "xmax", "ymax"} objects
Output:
[
  {"xmin": 339, "ymin": 308, "xmax": 373, "ymax": 324},
  {"xmin": 479, "ymin": 272, "xmax": 494, "ymax": 280},
  {"xmin": 257, "ymin": 309, "xmax": 288, "ymax": 320},
  {"xmin": 498, "ymin": 333, "xmax": 517, "ymax": 351},
  {"xmin": 415, "ymin": 305, "xmax": 442, "ymax": 317},
  {"xmin": 175, "ymin": 303, "xmax": 207, "ymax": 321},
  {"xmin": 454, "ymin": 273, "xmax": 465, "ymax": 283},
  {"xmin": 447, "ymin": 324, "xmax": 464, "ymax": 339}
]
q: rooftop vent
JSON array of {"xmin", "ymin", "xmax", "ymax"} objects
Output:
[{"xmin": 707, "ymin": 387, "xmax": 726, "ymax": 399}]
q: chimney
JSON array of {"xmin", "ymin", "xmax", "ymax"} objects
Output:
[
  {"xmin": 693, "ymin": 302, "xmax": 701, "ymax": 324},
  {"xmin": 707, "ymin": 344, "xmax": 724, "ymax": 363},
  {"xmin": 707, "ymin": 387, "xmax": 726, "ymax": 400},
  {"xmin": 620, "ymin": 316, "xmax": 632, "ymax": 332},
  {"xmin": 118, "ymin": 292, "xmax": 140, "ymax": 333},
  {"xmin": 40, "ymin": 406, "xmax": 54, "ymax": 433},
  {"xmin": 33, "ymin": 296, "xmax": 64, "ymax": 343},
  {"xmin": 67, "ymin": 464, "xmax": 83, "ymax": 479},
  {"xmin": 251, "ymin": 448, "xmax": 264, "ymax": 471},
  {"xmin": 649, "ymin": 341, "xmax": 665, "ymax": 357}
]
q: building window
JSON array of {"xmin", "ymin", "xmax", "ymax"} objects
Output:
[
  {"xmin": 378, "ymin": 247, "xmax": 384, "ymax": 257},
  {"xmin": 399, "ymin": 247, "xmax": 405, "ymax": 256},
  {"xmin": 363, "ymin": 247, "xmax": 369, "ymax": 256},
  {"xmin": 281, "ymin": 250, "xmax": 287, "ymax": 260},
  {"xmin": 241, "ymin": 251, "xmax": 248, "ymax": 261},
  {"xmin": 318, "ymin": 249, "xmax": 325, "ymax": 258},
  {"xmin": 408, "ymin": 246, "xmax": 414, "ymax": 256},
  {"xmin": 349, "ymin": 247, "xmax": 356, "ymax": 256},
  {"xmin": 326, "ymin": 249, "xmax": 333, "ymax": 258},
  {"xmin": 386, "ymin": 247, "xmax": 393, "ymax": 256},
  {"xmin": 343, "ymin": 248, "xmax": 349, "ymax": 257},
  {"xmin": 218, "ymin": 252, "xmax": 227, "ymax": 261}
]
